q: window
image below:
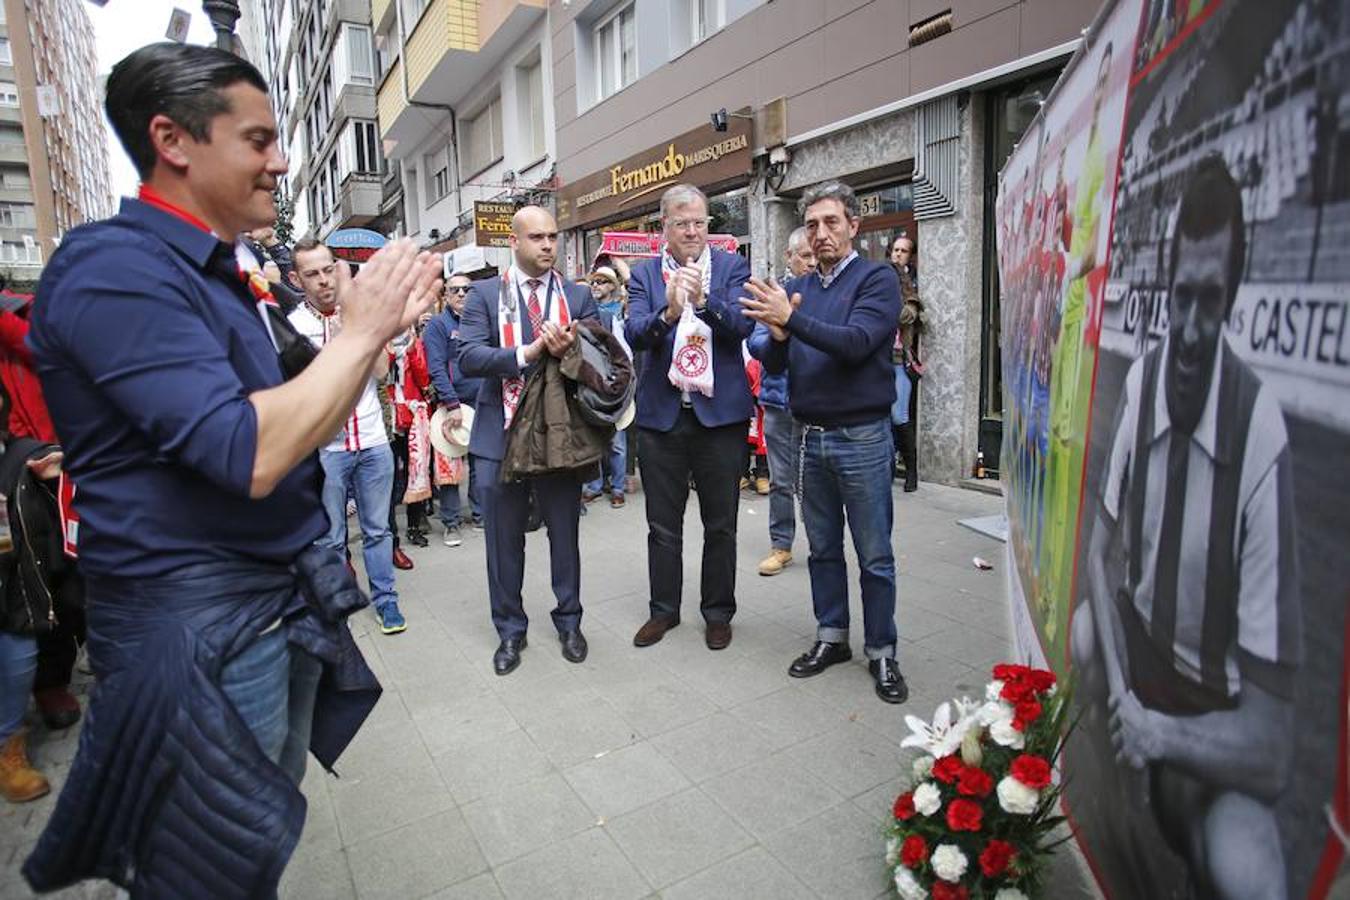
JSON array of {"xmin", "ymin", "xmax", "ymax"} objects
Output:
[
  {"xmin": 401, "ymin": 0, "xmax": 429, "ymax": 28},
  {"xmin": 0, "ymin": 38, "xmax": 10, "ymax": 66},
  {"xmin": 517, "ymin": 55, "xmax": 546, "ymax": 161},
  {"xmin": 0, "ymin": 241, "xmax": 41, "ymax": 266},
  {"xmin": 0, "ymin": 203, "xmax": 35, "ymax": 228},
  {"xmin": 595, "ymin": 3, "xmax": 636, "ymax": 101},
  {"xmin": 460, "ymin": 96, "xmax": 502, "ymax": 177},
  {"xmin": 327, "ymin": 153, "xmax": 340, "ymax": 205},
  {"xmin": 0, "ymin": 83, "xmax": 17, "ymax": 108},
  {"xmin": 0, "ymin": 123, "xmax": 23, "ymax": 147},
  {"xmin": 335, "ymin": 24, "xmax": 374, "ymax": 86},
  {"xmin": 352, "ymin": 120, "xmax": 381, "ymax": 173},
  {"xmin": 691, "ymin": 0, "xmax": 724, "ymax": 43},
  {"xmin": 1, "ymin": 168, "xmax": 30, "ymax": 188}
]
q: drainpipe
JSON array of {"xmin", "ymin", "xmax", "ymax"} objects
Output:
[{"xmin": 394, "ymin": 0, "xmax": 461, "ymax": 237}]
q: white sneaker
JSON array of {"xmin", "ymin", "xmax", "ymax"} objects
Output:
[{"xmin": 443, "ymin": 525, "xmax": 462, "ymax": 547}]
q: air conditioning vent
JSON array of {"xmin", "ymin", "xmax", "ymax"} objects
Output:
[{"xmin": 909, "ymin": 11, "xmax": 953, "ymax": 48}]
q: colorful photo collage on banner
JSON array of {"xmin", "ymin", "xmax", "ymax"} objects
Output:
[
  {"xmin": 997, "ymin": 0, "xmax": 1349, "ymax": 897},
  {"xmin": 998, "ymin": 0, "xmax": 1137, "ymax": 669}
]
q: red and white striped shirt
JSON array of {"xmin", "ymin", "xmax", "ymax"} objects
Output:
[{"xmin": 288, "ymin": 302, "xmax": 389, "ymax": 452}]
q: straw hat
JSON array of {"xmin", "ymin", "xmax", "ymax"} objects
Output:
[{"xmin": 429, "ymin": 405, "xmax": 474, "ymax": 458}]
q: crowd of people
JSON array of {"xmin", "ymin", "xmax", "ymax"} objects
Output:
[{"xmin": 0, "ymin": 41, "xmax": 933, "ymax": 896}]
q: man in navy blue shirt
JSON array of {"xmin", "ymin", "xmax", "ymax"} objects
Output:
[
  {"xmin": 423, "ymin": 270, "xmax": 484, "ymax": 543},
  {"xmin": 744, "ymin": 181, "xmax": 908, "ymax": 704},
  {"xmin": 24, "ymin": 43, "xmax": 440, "ymax": 890}
]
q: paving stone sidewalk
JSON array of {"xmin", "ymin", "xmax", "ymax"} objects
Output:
[{"xmin": 1, "ymin": 481, "xmax": 1098, "ymax": 899}]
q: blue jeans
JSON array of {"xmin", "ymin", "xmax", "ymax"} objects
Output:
[
  {"xmin": 217, "ymin": 628, "xmax": 320, "ymax": 785},
  {"xmin": 320, "ymin": 445, "xmax": 398, "ymax": 611},
  {"xmin": 762, "ymin": 406, "xmax": 797, "ymax": 550},
  {"xmin": 439, "ymin": 453, "xmax": 482, "ymax": 528},
  {"xmin": 0, "ymin": 632, "xmax": 37, "ymax": 741},
  {"xmin": 891, "ymin": 365, "xmax": 912, "ymax": 426},
  {"xmin": 584, "ymin": 429, "xmax": 628, "ymax": 497},
  {"xmin": 799, "ymin": 418, "xmax": 897, "ymax": 659}
]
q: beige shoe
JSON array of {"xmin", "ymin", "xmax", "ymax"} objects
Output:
[
  {"xmin": 755, "ymin": 477, "xmax": 770, "ymax": 495},
  {"xmin": 1, "ymin": 729, "xmax": 50, "ymax": 803},
  {"xmin": 758, "ymin": 548, "xmax": 793, "ymax": 576}
]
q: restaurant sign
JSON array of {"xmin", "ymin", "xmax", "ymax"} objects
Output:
[
  {"xmin": 473, "ymin": 201, "xmax": 516, "ymax": 248},
  {"xmin": 557, "ymin": 117, "xmax": 753, "ymax": 230},
  {"xmin": 599, "ymin": 231, "xmax": 739, "ymax": 258}
]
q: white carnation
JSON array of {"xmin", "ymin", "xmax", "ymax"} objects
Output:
[
  {"xmin": 893, "ymin": 865, "xmax": 927, "ymax": 900},
  {"xmin": 930, "ymin": 843, "xmax": 969, "ymax": 882},
  {"xmin": 994, "ymin": 889, "xmax": 1029, "ymax": 900},
  {"xmin": 997, "ymin": 775, "xmax": 1039, "ymax": 814},
  {"xmin": 985, "ymin": 680, "xmax": 1005, "ymax": 702},
  {"xmin": 911, "ymin": 755, "xmax": 934, "ymax": 781},
  {"xmin": 989, "ymin": 716, "xmax": 1026, "ymax": 749},
  {"xmin": 913, "ymin": 781, "xmax": 942, "ymax": 816},
  {"xmin": 885, "ymin": 836, "xmax": 900, "ymax": 867}
]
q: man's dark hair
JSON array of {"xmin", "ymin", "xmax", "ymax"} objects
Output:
[
  {"xmin": 798, "ymin": 180, "xmax": 860, "ymax": 219},
  {"xmin": 1169, "ymin": 154, "xmax": 1246, "ymax": 313},
  {"xmin": 105, "ymin": 42, "xmax": 268, "ymax": 179}
]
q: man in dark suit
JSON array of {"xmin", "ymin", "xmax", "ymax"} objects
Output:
[
  {"xmin": 625, "ymin": 183, "xmax": 754, "ymax": 652},
  {"xmin": 458, "ymin": 206, "xmax": 597, "ymax": 675}
]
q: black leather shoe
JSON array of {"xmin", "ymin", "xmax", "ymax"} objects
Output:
[
  {"xmin": 493, "ymin": 637, "xmax": 527, "ymax": 676},
  {"xmin": 870, "ymin": 658, "xmax": 909, "ymax": 704},
  {"xmin": 560, "ymin": 630, "xmax": 588, "ymax": 663},
  {"xmin": 788, "ymin": 641, "xmax": 852, "ymax": 678}
]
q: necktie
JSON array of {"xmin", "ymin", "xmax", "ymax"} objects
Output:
[{"xmin": 525, "ymin": 278, "xmax": 545, "ymax": 335}]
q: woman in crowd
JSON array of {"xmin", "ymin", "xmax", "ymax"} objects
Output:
[{"xmin": 891, "ymin": 264, "xmax": 925, "ymax": 492}]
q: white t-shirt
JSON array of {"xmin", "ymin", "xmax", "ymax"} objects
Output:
[{"xmin": 288, "ymin": 302, "xmax": 389, "ymax": 452}]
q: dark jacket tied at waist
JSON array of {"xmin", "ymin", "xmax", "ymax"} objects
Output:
[{"xmin": 22, "ymin": 545, "xmax": 381, "ymax": 899}]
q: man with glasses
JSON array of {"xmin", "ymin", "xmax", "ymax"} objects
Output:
[
  {"xmin": 625, "ymin": 183, "xmax": 754, "ymax": 652},
  {"xmin": 424, "ymin": 271, "xmax": 484, "ymax": 544}
]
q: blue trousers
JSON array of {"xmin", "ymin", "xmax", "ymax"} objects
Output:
[
  {"xmin": 0, "ymin": 631, "xmax": 37, "ymax": 741},
  {"xmin": 762, "ymin": 406, "xmax": 797, "ymax": 550},
  {"xmin": 320, "ymin": 445, "xmax": 398, "ymax": 611},
  {"xmin": 799, "ymin": 418, "xmax": 898, "ymax": 659},
  {"xmin": 584, "ymin": 429, "xmax": 628, "ymax": 497},
  {"xmin": 474, "ymin": 457, "xmax": 583, "ymax": 641}
]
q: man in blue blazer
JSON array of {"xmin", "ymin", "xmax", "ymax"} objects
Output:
[
  {"xmin": 458, "ymin": 206, "xmax": 598, "ymax": 675},
  {"xmin": 624, "ymin": 184, "xmax": 754, "ymax": 652}
]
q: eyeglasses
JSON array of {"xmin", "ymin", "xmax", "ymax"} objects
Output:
[
  {"xmin": 448, "ymin": 285, "xmax": 471, "ymax": 294},
  {"xmin": 668, "ymin": 217, "xmax": 711, "ymax": 231}
]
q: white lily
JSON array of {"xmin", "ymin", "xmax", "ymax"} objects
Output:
[{"xmin": 900, "ymin": 700, "xmax": 975, "ymax": 759}]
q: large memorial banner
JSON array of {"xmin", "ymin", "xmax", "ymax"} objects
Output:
[{"xmin": 997, "ymin": 1, "xmax": 1349, "ymax": 897}]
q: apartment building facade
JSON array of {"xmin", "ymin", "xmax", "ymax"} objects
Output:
[
  {"xmin": 0, "ymin": 0, "xmax": 112, "ymax": 286},
  {"xmin": 550, "ymin": 0, "xmax": 1098, "ymax": 484},
  {"xmin": 247, "ymin": 0, "xmax": 386, "ymax": 243},
  {"xmin": 376, "ymin": 0, "xmax": 553, "ymax": 271}
]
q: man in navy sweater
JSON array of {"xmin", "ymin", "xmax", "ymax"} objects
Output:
[{"xmin": 744, "ymin": 181, "xmax": 908, "ymax": 704}]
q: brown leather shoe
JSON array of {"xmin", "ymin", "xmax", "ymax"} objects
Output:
[
  {"xmin": 1, "ymin": 729, "xmax": 50, "ymax": 803},
  {"xmin": 33, "ymin": 687, "xmax": 81, "ymax": 730},
  {"xmin": 633, "ymin": 616, "xmax": 679, "ymax": 647},
  {"xmin": 705, "ymin": 622, "xmax": 732, "ymax": 650},
  {"xmin": 392, "ymin": 546, "xmax": 414, "ymax": 570}
]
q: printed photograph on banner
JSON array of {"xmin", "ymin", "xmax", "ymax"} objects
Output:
[
  {"xmin": 1065, "ymin": 0, "xmax": 1350, "ymax": 897},
  {"xmin": 997, "ymin": 0, "xmax": 1137, "ymax": 675}
]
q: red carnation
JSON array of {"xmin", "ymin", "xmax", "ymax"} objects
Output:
[
  {"xmin": 1000, "ymin": 678, "xmax": 1035, "ymax": 704},
  {"xmin": 1026, "ymin": 668, "xmax": 1057, "ymax": 693},
  {"xmin": 932, "ymin": 881, "xmax": 970, "ymax": 900},
  {"xmin": 1011, "ymin": 754, "xmax": 1053, "ymax": 789},
  {"xmin": 945, "ymin": 798, "xmax": 984, "ymax": 832},
  {"xmin": 932, "ymin": 755, "xmax": 964, "ymax": 784},
  {"xmin": 979, "ymin": 839, "xmax": 1017, "ymax": 878},
  {"xmin": 992, "ymin": 663, "xmax": 1031, "ymax": 683},
  {"xmin": 1012, "ymin": 698, "xmax": 1042, "ymax": 731},
  {"xmin": 893, "ymin": 792, "xmax": 916, "ymax": 821},
  {"xmin": 956, "ymin": 765, "xmax": 994, "ymax": 798},
  {"xmin": 900, "ymin": 834, "xmax": 929, "ymax": 869}
]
